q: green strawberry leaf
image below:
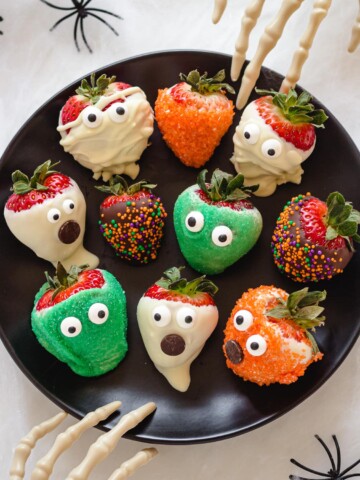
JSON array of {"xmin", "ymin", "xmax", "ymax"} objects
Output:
[
  {"xmin": 179, "ymin": 69, "xmax": 235, "ymax": 95},
  {"xmin": 155, "ymin": 267, "xmax": 218, "ymax": 297}
]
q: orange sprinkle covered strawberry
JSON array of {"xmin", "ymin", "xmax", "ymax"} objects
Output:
[
  {"xmin": 223, "ymin": 285, "xmax": 326, "ymax": 386},
  {"xmin": 155, "ymin": 69, "xmax": 235, "ymax": 168}
]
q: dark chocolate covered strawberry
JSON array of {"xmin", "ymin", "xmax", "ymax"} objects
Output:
[{"xmin": 97, "ymin": 175, "xmax": 167, "ymax": 265}]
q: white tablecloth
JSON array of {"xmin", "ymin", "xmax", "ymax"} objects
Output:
[{"xmin": 0, "ymin": 1, "xmax": 359, "ymax": 479}]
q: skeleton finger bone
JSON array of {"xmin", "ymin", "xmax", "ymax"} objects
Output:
[
  {"xmin": 348, "ymin": 0, "xmax": 360, "ymax": 52},
  {"xmin": 212, "ymin": 0, "xmax": 228, "ymax": 23},
  {"xmin": 10, "ymin": 402, "xmax": 158, "ymax": 480}
]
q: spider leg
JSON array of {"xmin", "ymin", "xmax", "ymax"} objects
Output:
[
  {"xmin": 315, "ymin": 435, "xmax": 337, "ymax": 472},
  {"xmin": 212, "ymin": 0, "xmax": 227, "ymax": 24},
  {"xmin": 339, "ymin": 457, "xmax": 360, "ymax": 478},
  {"xmin": 290, "ymin": 458, "xmax": 333, "ymax": 478},
  {"xmin": 289, "ymin": 476, "xmax": 332, "ymax": 480},
  {"xmin": 73, "ymin": 13, "xmax": 82, "ymax": 52},
  {"xmin": 40, "ymin": 0, "xmax": 78, "ymax": 12},
  {"xmin": 85, "ymin": 7, "xmax": 123, "ymax": 20},
  {"xmin": 79, "ymin": 15, "xmax": 93, "ymax": 53},
  {"xmin": 86, "ymin": 12, "xmax": 120, "ymax": 36},
  {"xmin": 49, "ymin": 10, "xmax": 78, "ymax": 32},
  {"xmin": 332, "ymin": 435, "xmax": 342, "ymax": 473}
]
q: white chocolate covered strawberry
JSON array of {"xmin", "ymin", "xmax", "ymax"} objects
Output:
[
  {"xmin": 4, "ymin": 161, "xmax": 98, "ymax": 269},
  {"xmin": 137, "ymin": 267, "xmax": 219, "ymax": 392}
]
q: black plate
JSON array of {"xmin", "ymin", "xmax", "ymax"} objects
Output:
[{"xmin": 0, "ymin": 51, "xmax": 359, "ymax": 444}]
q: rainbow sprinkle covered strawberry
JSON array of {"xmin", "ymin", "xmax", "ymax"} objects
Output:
[
  {"xmin": 97, "ymin": 176, "xmax": 167, "ymax": 265},
  {"xmin": 223, "ymin": 285, "xmax": 326, "ymax": 386},
  {"xmin": 137, "ymin": 267, "xmax": 219, "ymax": 392},
  {"xmin": 155, "ymin": 69, "xmax": 235, "ymax": 168},
  {"xmin": 173, "ymin": 169, "xmax": 262, "ymax": 275},
  {"xmin": 271, "ymin": 192, "xmax": 360, "ymax": 282},
  {"xmin": 231, "ymin": 88, "xmax": 328, "ymax": 196},
  {"xmin": 4, "ymin": 160, "xmax": 98, "ymax": 269},
  {"xmin": 57, "ymin": 73, "xmax": 154, "ymax": 181},
  {"xmin": 32, "ymin": 263, "xmax": 128, "ymax": 377}
]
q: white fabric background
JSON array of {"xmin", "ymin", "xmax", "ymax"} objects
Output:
[{"xmin": 0, "ymin": 1, "xmax": 359, "ymax": 479}]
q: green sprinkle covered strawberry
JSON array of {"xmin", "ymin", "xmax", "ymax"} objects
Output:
[
  {"xmin": 271, "ymin": 192, "xmax": 360, "ymax": 282},
  {"xmin": 97, "ymin": 175, "xmax": 167, "ymax": 265},
  {"xmin": 173, "ymin": 169, "xmax": 263, "ymax": 275},
  {"xmin": 31, "ymin": 263, "xmax": 128, "ymax": 377}
]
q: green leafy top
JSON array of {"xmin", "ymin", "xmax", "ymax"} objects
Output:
[
  {"xmin": 325, "ymin": 192, "xmax": 360, "ymax": 251},
  {"xmin": 95, "ymin": 175, "xmax": 157, "ymax": 196},
  {"xmin": 11, "ymin": 160, "xmax": 59, "ymax": 195},
  {"xmin": 197, "ymin": 169, "xmax": 258, "ymax": 202},
  {"xmin": 76, "ymin": 72, "xmax": 116, "ymax": 104},
  {"xmin": 156, "ymin": 267, "xmax": 218, "ymax": 297},
  {"xmin": 255, "ymin": 87, "xmax": 328, "ymax": 127},
  {"xmin": 179, "ymin": 69, "xmax": 235, "ymax": 95},
  {"xmin": 266, "ymin": 288, "xmax": 327, "ymax": 354},
  {"xmin": 45, "ymin": 262, "xmax": 88, "ymax": 300}
]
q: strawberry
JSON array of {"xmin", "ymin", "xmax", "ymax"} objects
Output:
[
  {"xmin": 271, "ymin": 192, "xmax": 360, "ymax": 282},
  {"xmin": 137, "ymin": 267, "xmax": 219, "ymax": 391},
  {"xmin": 96, "ymin": 175, "xmax": 167, "ymax": 265},
  {"xmin": 173, "ymin": 169, "xmax": 262, "ymax": 274},
  {"xmin": 4, "ymin": 160, "xmax": 98, "ymax": 269},
  {"xmin": 155, "ymin": 69, "xmax": 235, "ymax": 168},
  {"xmin": 32, "ymin": 262, "xmax": 128, "ymax": 377},
  {"xmin": 223, "ymin": 285, "xmax": 326, "ymax": 385},
  {"xmin": 231, "ymin": 88, "xmax": 328, "ymax": 196}
]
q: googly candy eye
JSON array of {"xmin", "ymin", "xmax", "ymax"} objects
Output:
[
  {"xmin": 88, "ymin": 303, "xmax": 109, "ymax": 325},
  {"xmin": 152, "ymin": 305, "xmax": 171, "ymax": 327},
  {"xmin": 60, "ymin": 317, "xmax": 82, "ymax": 337},
  {"xmin": 211, "ymin": 226, "xmax": 233, "ymax": 247},
  {"xmin": 176, "ymin": 307, "xmax": 196, "ymax": 329},
  {"xmin": 107, "ymin": 102, "xmax": 129, "ymax": 123},
  {"xmin": 47, "ymin": 208, "xmax": 61, "ymax": 223},
  {"xmin": 233, "ymin": 310, "xmax": 254, "ymax": 331},
  {"xmin": 185, "ymin": 211, "xmax": 204, "ymax": 233},
  {"xmin": 63, "ymin": 199, "xmax": 76, "ymax": 214},
  {"xmin": 261, "ymin": 139, "xmax": 282, "ymax": 159},
  {"xmin": 82, "ymin": 106, "xmax": 103, "ymax": 128},
  {"xmin": 242, "ymin": 123, "xmax": 260, "ymax": 144},
  {"xmin": 246, "ymin": 334, "xmax": 267, "ymax": 356}
]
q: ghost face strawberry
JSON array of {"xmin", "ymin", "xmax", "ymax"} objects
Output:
[
  {"xmin": 173, "ymin": 169, "xmax": 263, "ymax": 275},
  {"xmin": 32, "ymin": 263, "xmax": 128, "ymax": 377},
  {"xmin": 4, "ymin": 160, "xmax": 98, "ymax": 269},
  {"xmin": 155, "ymin": 69, "xmax": 235, "ymax": 168},
  {"xmin": 271, "ymin": 192, "xmax": 360, "ymax": 282},
  {"xmin": 137, "ymin": 267, "xmax": 219, "ymax": 392},
  {"xmin": 223, "ymin": 285, "xmax": 326, "ymax": 385},
  {"xmin": 97, "ymin": 176, "xmax": 167, "ymax": 265}
]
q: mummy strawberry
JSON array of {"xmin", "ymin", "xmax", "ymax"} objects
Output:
[
  {"xmin": 231, "ymin": 88, "xmax": 328, "ymax": 196},
  {"xmin": 4, "ymin": 160, "xmax": 98, "ymax": 269},
  {"xmin": 271, "ymin": 192, "xmax": 360, "ymax": 282},
  {"xmin": 155, "ymin": 69, "xmax": 235, "ymax": 168},
  {"xmin": 31, "ymin": 263, "xmax": 128, "ymax": 377},
  {"xmin": 173, "ymin": 169, "xmax": 262, "ymax": 275},
  {"xmin": 97, "ymin": 176, "xmax": 167, "ymax": 265},
  {"xmin": 57, "ymin": 72, "xmax": 154, "ymax": 181},
  {"xmin": 137, "ymin": 267, "xmax": 219, "ymax": 392},
  {"xmin": 223, "ymin": 285, "xmax": 326, "ymax": 386}
]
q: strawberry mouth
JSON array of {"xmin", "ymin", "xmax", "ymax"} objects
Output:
[
  {"xmin": 58, "ymin": 220, "xmax": 81, "ymax": 244},
  {"xmin": 225, "ymin": 339, "xmax": 244, "ymax": 364},
  {"xmin": 160, "ymin": 334, "xmax": 186, "ymax": 356}
]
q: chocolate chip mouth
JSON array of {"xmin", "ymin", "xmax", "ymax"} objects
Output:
[
  {"xmin": 58, "ymin": 220, "xmax": 81, "ymax": 244},
  {"xmin": 161, "ymin": 334, "xmax": 186, "ymax": 356},
  {"xmin": 225, "ymin": 340, "xmax": 244, "ymax": 364}
]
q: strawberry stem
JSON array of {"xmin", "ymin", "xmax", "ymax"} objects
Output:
[
  {"xmin": 179, "ymin": 69, "xmax": 235, "ymax": 95},
  {"xmin": 11, "ymin": 160, "xmax": 60, "ymax": 195},
  {"xmin": 197, "ymin": 168, "xmax": 258, "ymax": 202},
  {"xmin": 45, "ymin": 262, "xmax": 89, "ymax": 300},
  {"xmin": 95, "ymin": 175, "xmax": 157, "ymax": 196},
  {"xmin": 75, "ymin": 72, "xmax": 116, "ymax": 104},
  {"xmin": 156, "ymin": 267, "xmax": 218, "ymax": 297},
  {"xmin": 325, "ymin": 192, "xmax": 360, "ymax": 251}
]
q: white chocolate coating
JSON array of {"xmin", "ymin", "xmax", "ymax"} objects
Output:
[
  {"xmin": 231, "ymin": 101, "xmax": 314, "ymax": 196},
  {"xmin": 283, "ymin": 336, "xmax": 312, "ymax": 364},
  {"xmin": 58, "ymin": 87, "xmax": 154, "ymax": 181},
  {"xmin": 4, "ymin": 181, "xmax": 99, "ymax": 269},
  {"xmin": 137, "ymin": 296, "xmax": 219, "ymax": 392}
]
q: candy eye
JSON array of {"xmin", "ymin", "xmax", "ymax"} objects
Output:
[
  {"xmin": 152, "ymin": 305, "xmax": 171, "ymax": 327},
  {"xmin": 261, "ymin": 139, "xmax": 282, "ymax": 159},
  {"xmin": 63, "ymin": 199, "xmax": 76, "ymax": 214},
  {"xmin": 185, "ymin": 211, "xmax": 204, "ymax": 233},
  {"xmin": 246, "ymin": 334, "xmax": 267, "ymax": 356},
  {"xmin": 107, "ymin": 102, "xmax": 129, "ymax": 123},
  {"xmin": 82, "ymin": 106, "xmax": 103, "ymax": 128},
  {"xmin": 176, "ymin": 307, "xmax": 196, "ymax": 329},
  {"xmin": 233, "ymin": 310, "xmax": 253, "ymax": 331},
  {"xmin": 47, "ymin": 208, "xmax": 61, "ymax": 223},
  {"xmin": 60, "ymin": 317, "xmax": 82, "ymax": 337},
  {"xmin": 211, "ymin": 226, "xmax": 233, "ymax": 247},
  {"xmin": 88, "ymin": 303, "xmax": 109, "ymax": 325},
  {"xmin": 243, "ymin": 123, "xmax": 260, "ymax": 144}
]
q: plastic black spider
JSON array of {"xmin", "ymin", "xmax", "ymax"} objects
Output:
[
  {"xmin": 39, "ymin": 0, "xmax": 122, "ymax": 53},
  {"xmin": 290, "ymin": 435, "xmax": 360, "ymax": 480},
  {"xmin": 0, "ymin": 16, "xmax": 3, "ymax": 35}
]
